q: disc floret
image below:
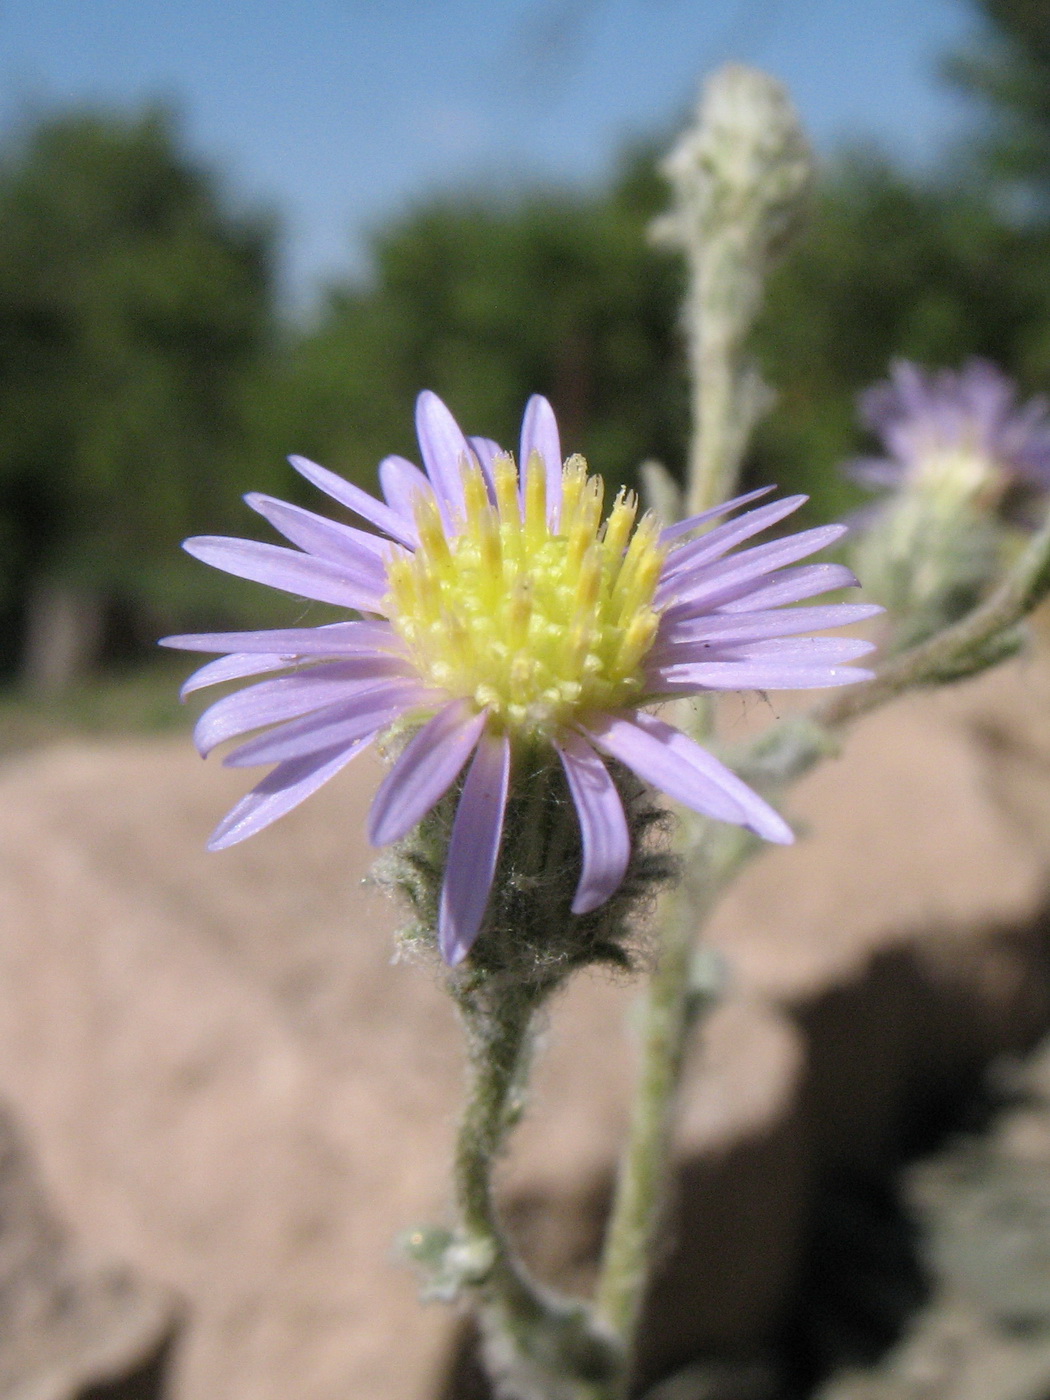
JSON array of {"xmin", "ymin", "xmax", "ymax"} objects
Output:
[{"xmin": 385, "ymin": 451, "xmax": 667, "ymax": 740}]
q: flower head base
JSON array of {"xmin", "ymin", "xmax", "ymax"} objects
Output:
[
  {"xmin": 163, "ymin": 391, "xmax": 878, "ymax": 966},
  {"xmin": 387, "ymin": 451, "xmax": 664, "ymax": 740}
]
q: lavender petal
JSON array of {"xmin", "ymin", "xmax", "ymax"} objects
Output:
[
  {"xmin": 520, "ymin": 395, "xmax": 562, "ymax": 526},
  {"xmin": 654, "ymin": 603, "xmax": 883, "ymax": 651},
  {"xmin": 469, "ymin": 436, "xmax": 503, "ymax": 493},
  {"xmin": 724, "ymin": 636, "xmax": 876, "ymax": 662},
  {"xmin": 555, "ymin": 731, "xmax": 630, "ymax": 914},
  {"xmin": 584, "ymin": 711, "xmax": 793, "ymax": 844},
  {"xmin": 289, "ymin": 454, "xmax": 418, "ymax": 545},
  {"xmin": 208, "ymin": 738, "xmax": 374, "ymax": 850},
  {"xmin": 161, "ymin": 620, "xmax": 405, "ymax": 657},
  {"xmin": 182, "ymin": 536, "xmax": 386, "ymax": 612},
  {"xmin": 245, "ymin": 493, "xmax": 390, "ymax": 573},
  {"xmin": 659, "ymin": 523, "xmax": 848, "ymax": 611},
  {"xmin": 379, "ymin": 455, "xmax": 431, "ymax": 520},
  {"xmin": 662, "ymin": 495, "xmax": 808, "ymax": 581},
  {"xmin": 223, "ymin": 678, "xmax": 429, "ymax": 767},
  {"xmin": 717, "ymin": 563, "xmax": 861, "ymax": 612},
  {"xmin": 652, "ymin": 636, "xmax": 876, "ymax": 669},
  {"xmin": 658, "ymin": 486, "xmax": 774, "ymax": 544},
  {"xmin": 652, "ymin": 660, "xmax": 874, "ymax": 691},
  {"xmin": 666, "ymin": 563, "xmax": 862, "ymax": 623},
  {"xmin": 180, "ymin": 652, "xmax": 291, "ymax": 699},
  {"xmin": 367, "ymin": 700, "xmax": 488, "ymax": 845},
  {"xmin": 193, "ymin": 660, "xmax": 415, "ymax": 756},
  {"xmin": 438, "ymin": 729, "xmax": 510, "ymax": 965},
  {"xmin": 415, "ymin": 390, "xmax": 470, "ymax": 525}
]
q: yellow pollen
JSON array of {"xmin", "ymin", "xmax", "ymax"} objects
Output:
[{"xmin": 385, "ymin": 454, "xmax": 667, "ymax": 738}]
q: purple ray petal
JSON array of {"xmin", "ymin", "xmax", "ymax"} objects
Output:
[
  {"xmin": 161, "ymin": 620, "xmax": 405, "ymax": 656},
  {"xmin": 193, "ymin": 659, "xmax": 415, "ymax": 756},
  {"xmin": 289, "ymin": 454, "xmax": 418, "ymax": 545},
  {"xmin": 555, "ymin": 730, "xmax": 630, "ymax": 914},
  {"xmin": 654, "ymin": 603, "xmax": 883, "ymax": 651},
  {"xmin": 180, "ymin": 652, "xmax": 292, "ymax": 699},
  {"xmin": 661, "ymin": 495, "xmax": 808, "ymax": 581},
  {"xmin": 658, "ymin": 486, "xmax": 774, "ymax": 544},
  {"xmin": 584, "ymin": 711, "xmax": 793, "ymax": 844},
  {"xmin": 469, "ymin": 436, "xmax": 503, "ymax": 495},
  {"xmin": 724, "ymin": 636, "xmax": 875, "ymax": 662},
  {"xmin": 223, "ymin": 678, "xmax": 430, "ymax": 768},
  {"xmin": 653, "ymin": 636, "xmax": 876, "ymax": 669},
  {"xmin": 520, "ymin": 395, "xmax": 562, "ymax": 526},
  {"xmin": 368, "ymin": 700, "xmax": 488, "ymax": 845},
  {"xmin": 415, "ymin": 390, "xmax": 470, "ymax": 525},
  {"xmin": 379, "ymin": 455, "xmax": 431, "ymax": 521},
  {"xmin": 207, "ymin": 737, "xmax": 374, "ymax": 851},
  {"xmin": 666, "ymin": 563, "xmax": 862, "ymax": 624},
  {"xmin": 659, "ymin": 523, "xmax": 848, "ymax": 611},
  {"xmin": 652, "ymin": 660, "xmax": 874, "ymax": 692},
  {"xmin": 716, "ymin": 563, "xmax": 861, "ymax": 612},
  {"xmin": 245, "ymin": 493, "xmax": 391, "ymax": 573},
  {"xmin": 182, "ymin": 536, "xmax": 386, "ymax": 611},
  {"xmin": 469, "ymin": 436, "xmax": 502, "ymax": 469},
  {"xmin": 438, "ymin": 729, "xmax": 511, "ymax": 965}
]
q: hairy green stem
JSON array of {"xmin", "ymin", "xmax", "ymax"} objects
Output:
[
  {"xmin": 683, "ymin": 257, "xmax": 759, "ymax": 518},
  {"xmin": 579, "ymin": 69, "xmax": 812, "ymax": 1396},
  {"xmin": 584, "ymin": 824, "xmax": 751, "ymax": 1400},
  {"xmin": 453, "ymin": 985, "xmax": 622, "ymax": 1399},
  {"xmin": 454, "ymin": 993, "xmax": 536, "ymax": 1247}
]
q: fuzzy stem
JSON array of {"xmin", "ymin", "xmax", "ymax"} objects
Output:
[
  {"xmin": 454, "ymin": 992, "xmax": 536, "ymax": 1246},
  {"xmin": 584, "ymin": 824, "xmax": 751, "ymax": 1400},
  {"xmin": 683, "ymin": 259, "xmax": 753, "ymax": 518},
  {"xmin": 453, "ymin": 983, "xmax": 622, "ymax": 1399}
]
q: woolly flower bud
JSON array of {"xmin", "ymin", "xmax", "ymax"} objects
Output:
[
  {"xmin": 653, "ymin": 65, "xmax": 814, "ymax": 514},
  {"xmin": 653, "ymin": 63, "xmax": 813, "ymax": 269}
]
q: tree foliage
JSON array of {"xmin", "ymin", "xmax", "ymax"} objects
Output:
[
  {"xmin": 0, "ymin": 106, "xmax": 277, "ymax": 667},
  {"xmin": 266, "ymin": 149, "xmax": 689, "ymax": 503},
  {"xmin": 752, "ymin": 152, "xmax": 1050, "ymax": 521},
  {"xmin": 7, "ymin": 0, "xmax": 1050, "ymax": 678},
  {"xmin": 947, "ymin": 0, "xmax": 1050, "ymax": 210}
]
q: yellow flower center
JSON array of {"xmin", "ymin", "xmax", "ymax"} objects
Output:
[
  {"xmin": 913, "ymin": 442, "xmax": 1001, "ymax": 511},
  {"xmin": 384, "ymin": 451, "xmax": 666, "ymax": 738}
]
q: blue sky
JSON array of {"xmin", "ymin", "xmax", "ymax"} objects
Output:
[{"xmin": 0, "ymin": 0, "xmax": 984, "ymax": 310}]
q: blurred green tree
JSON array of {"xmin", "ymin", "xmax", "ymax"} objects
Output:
[
  {"xmin": 947, "ymin": 0, "xmax": 1050, "ymax": 211},
  {"xmin": 272, "ymin": 143, "xmax": 1042, "ymax": 536},
  {"xmin": 0, "ymin": 107, "xmax": 277, "ymax": 687},
  {"xmin": 267, "ymin": 148, "xmax": 689, "ymax": 504},
  {"xmin": 751, "ymin": 152, "xmax": 1048, "ymax": 522}
]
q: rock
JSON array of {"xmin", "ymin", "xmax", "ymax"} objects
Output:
[
  {"xmin": 0, "ymin": 642, "xmax": 1049, "ymax": 1397},
  {"xmin": 817, "ymin": 1035, "xmax": 1050, "ymax": 1400},
  {"xmin": 705, "ymin": 653, "xmax": 1050, "ymax": 1005},
  {"xmin": 0, "ymin": 1101, "xmax": 173, "ymax": 1400}
]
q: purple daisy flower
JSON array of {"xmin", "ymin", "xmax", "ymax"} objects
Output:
[
  {"xmin": 852, "ymin": 358, "xmax": 1050, "ymax": 507},
  {"xmin": 163, "ymin": 392, "xmax": 878, "ymax": 965}
]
